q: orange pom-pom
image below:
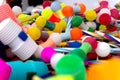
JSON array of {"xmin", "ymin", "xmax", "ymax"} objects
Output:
[
  {"xmin": 62, "ymin": 5, "xmax": 74, "ymax": 17},
  {"xmin": 78, "ymin": 3, "xmax": 86, "ymax": 14},
  {"xmin": 70, "ymin": 27, "xmax": 82, "ymax": 40}
]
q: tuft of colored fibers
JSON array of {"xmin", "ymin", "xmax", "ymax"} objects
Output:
[
  {"xmin": 41, "ymin": 47, "xmax": 55, "ymax": 63},
  {"xmin": 78, "ymin": 3, "xmax": 86, "ymax": 14},
  {"xmin": 83, "ymin": 36, "xmax": 98, "ymax": 50},
  {"xmin": 42, "ymin": 1, "xmax": 51, "ymax": 9},
  {"xmin": 80, "ymin": 42, "xmax": 92, "ymax": 55},
  {"xmin": 106, "ymin": 26, "xmax": 117, "ymax": 32},
  {"xmin": 46, "ymin": 75, "xmax": 74, "ymax": 80},
  {"xmin": 69, "ymin": 48, "xmax": 86, "ymax": 61},
  {"xmin": 50, "ymin": 53, "xmax": 64, "ymax": 69},
  {"xmin": 60, "ymin": 3, "xmax": 66, "ymax": 8},
  {"xmin": 70, "ymin": 27, "xmax": 83, "ymax": 40},
  {"xmin": 71, "ymin": 16, "xmax": 83, "ymax": 27},
  {"xmin": 85, "ymin": 9, "xmax": 97, "ymax": 21},
  {"xmin": 73, "ymin": 5, "xmax": 81, "ymax": 13},
  {"xmin": 35, "ymin": 16, "xmax": 47, "ymax": 28},
  {"xmin": 41, "ymin": 9, "xmax": 53, "ymax": 20},
  {"xmin": 12, "ymin": 6, "xmax": 22, "ymax": 16},
  {"xmin": 95, "ymin": 42, "xmax": 110, "ymax": 57},
  {"xmin": 0, "ymin": 58, "xmax": 11, "ymax": 80},
  {"xmin": 98, "ymin": 13, "xmax": 111, "ymax": 25},
  {"xmin": 100, "ymin": 1, "xmax": 108, "ymax": 8},
  {"xmin": 87, "ymin": 57, "xmax": 120, "ymax": 80},
  {"xmin": 99, "ymin": 25, "xmax": 106, "ymax": 31},
  {"xmin": 55, "ymin": 55, "xmax": 86, "ymax": 80},
  {"xmin": 110, "ymin": 8, "xmax": 119, "ymax": 19},
  {"xmin": 51, "ymin": 1, "xmax": 61, "ymax": 12},
  {"xmin": 62, "ymin": 5, "xmax": 74, "ymax": 17},
  {"xmin": 27, "ymin": 27, "xmax": 41, "ymax": 40}
]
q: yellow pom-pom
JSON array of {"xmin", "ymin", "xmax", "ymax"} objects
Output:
[
  {"xmin": 46, "ymin": 75, "xmax": 74, "ymax": 80},
  {"xmin": 35, "ymin": 16, "xmax": 47, "ymax": 28},
  {"xmin": 41, "ymin": 9, "xmax": 53, "ymax": 20},
  {"xmin": 99, "ymin": 25, "xmax": 106, "ymax": 31},
  {"xmin": 85, "ymin": 10, "xmax": 97, "ymax": 21},
  {"xmin": 60, "ymin": 3, "xmax": 66, "ymax": 8},
  {"xmin": 27, "ymin": 26, "xmax": 41, "ymax": 40},
  {"xmin": 59, "ymin": 20, "xmax": 67, "ymax": 31},
  {"xmin": 53, "ymin": 23, "xmax": 63, "ymax": 33}
]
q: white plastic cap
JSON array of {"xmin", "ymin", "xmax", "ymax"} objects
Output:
[
  {"xmin": 0, "ymin": 18, "xmax": 22, "ymax": 45},
  {"xmin": 50, "ymin": 33, "xmax": 62, "ymax": 45},
  {"xmin": 12, "ymin": 36, "xmax": 38, "ymax": 60},
  {"xmin": 34, "ymin": 45, "xmax": 44, "ymax": 58}
]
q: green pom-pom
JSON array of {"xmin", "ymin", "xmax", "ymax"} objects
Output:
[
  {"xmin": 69, "ymin": 48, "xmax": 86, "ymax": 61},
  {"xmin": 71, "ymin": 16, "xmax": 83, "ymax": 27},
  {"xmin": 55, "ymin": 55, "xmax": 86, "ymax": 80},
  {"xmin": 80, "ymin": 42, "xmax": 92, "ymax": 55}
]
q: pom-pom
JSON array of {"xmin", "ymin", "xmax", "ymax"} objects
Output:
[
  {"xmin": 35, "ymin": 16, "xmax": 47, "ymax": 28},
  {"xmin": 95, "ymin": 42, "xmax": 110, "ymax": 57},
  {"xmin": 43, "ymin": 1, "xmax": 51, "ymax": 9},
  {"xmin": 85, "ymin": 10, "xmax": 97, "ymax": 21},
  {"xmin": 27, "ymin": 27, "xmax": 41, "ymax": 40},
  {"xmin": 41, "ymin": 47, "xmax": 55, "ymax": 63},
  {"xmin": 62, "ymin": 5, "xmax": 74, "ymax": 17},
  {"xmin": 71, "ymin": 16, "xmax": 83, "ymax": 27},
  {"xmin": 82, "ymin": 36, "xmax": 98, "ymax": 50},
  {"xmin": 51, "ymin": 1, "xmax": 61, "ymax": 12},
  {"xmin": 12, "ymin": 6, "xmax": 22, "ymax": 16},
  {"xmin": 98, "ymin": 13, "xmax": 111, "ymax": 25},
  {"xmin": 50, "ymin": 53, "xmax": 64, "ymax": 69},
  {"xmin": 70, "ymin": 27, "xmax": 83, "ymax": 40},
  {"xmin": 78, "ymin": 3, "xmax": 86, "ymax": 14},
  {"xmin": 55, "ymin": 55, "xmax": 86, "ymax": 80}
]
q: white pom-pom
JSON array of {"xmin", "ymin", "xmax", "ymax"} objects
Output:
[
  {"xmin": 50, "ymin": 53, "xmax": 64, "ymax": 69},
  {"xmin": 95, "ymin": 42, "xmax": 110, "ymax": 57},
  {"xmin": 12, "ymin": 6, "xmax": 22, "ymax": 16}
]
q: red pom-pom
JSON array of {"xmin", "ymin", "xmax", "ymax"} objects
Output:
[
  {"xmin": 83, "ymin": 36, "xmax": 98, "ymax": 50},
  {"xmin": 42, "ymin": 1, "xmax": 51, "ymax": 8},
  {"xmin": 107, "ymin": 26, "xmax": 117, "ymax": 32},
  {"xmin": 99, "ymin": 13, "xmax": 111, "ymax": 25}
]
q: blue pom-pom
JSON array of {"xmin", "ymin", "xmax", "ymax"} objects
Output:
[{"xmin": 50, "ymin": 1, "xmax": 61, "ymax": 12}]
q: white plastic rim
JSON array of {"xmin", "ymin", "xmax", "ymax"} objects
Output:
[
  {"xmin": 50, "ymin": 33, "xmax": 62, "ymax": 45},
  {"xmin": 99, "ymin": 8, "xmax": 111, "ymax": 15},
  {"xmin": 50, "ymin": 53, "xmax": 64, "ymax": 69},
  {"xmin": 12, "ymin": 36, "xmax": 38, "ymax": 60},
  {"xmin": 86, "ymin": 22, "xmax": 97, "ymax": 30},
  {"xmin": 0, "ymin": 18, "xmax": 22, "ymax": 45},
  {"xmin": 34, "ymin": 45, "xmax": 44, "ymax": 58},
  {"xmin": 8, "ymin": 36, "xmax": 24, "ymax": 50}
]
